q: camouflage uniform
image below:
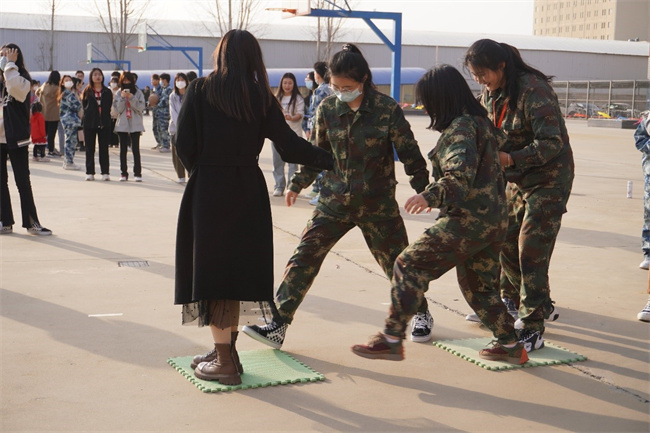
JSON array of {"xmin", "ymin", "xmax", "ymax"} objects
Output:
[
  {"xmin": 634, "ymin": 115, "xmax": 650, "ymax": 257},
  {"xmin": 275, "ymin": 89, "xmax": 430, "ymax": 324},
  {"xmin": 59, "ymin": 89, "xmax": 82, "ymax": 164},
  {"xmin": 482, "ymin": 72, "xmax": 575, "ymax": 333},
  {"xmin": 383, "ymin": 114, "xmax": 516, "ymax": 344},
  {"xmin": 153, "ymin": 84, "xmax": 171, "ymax": 150}
]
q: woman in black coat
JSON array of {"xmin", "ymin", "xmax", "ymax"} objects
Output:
[
  {"xmin": 82, "ymin": 67, "xmax": 113, "ymax": 181},
  {"xmin": 174, "ymin": 29, "xmax": 332, "ymax": 385}
]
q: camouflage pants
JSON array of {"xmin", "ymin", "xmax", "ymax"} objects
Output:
[
  {"xmin": 642, "ymin": 158, "xmax": 650, "ymax": 256},
  {"xmin": 275, "ymin": 210, "xmax": 428, "ymax": 324},
  {"xmin": 500, "ymin": 183, "xmax": 572, "ymax": 332},
  {"xmin": 384, "ymin": 220, "xmax": 517, "ymax": 344},
  {"xmin": 63, "ymin": 125, "xmax": 78, "ymax": 164},
  {"xmin": 152, "ymin": 114, "xmax": 170, "ymax": 149}
]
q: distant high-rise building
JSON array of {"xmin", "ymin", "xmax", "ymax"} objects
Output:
[{"xmin": 533, "ymin": 0, "xmax": 650, "ymax": 41}]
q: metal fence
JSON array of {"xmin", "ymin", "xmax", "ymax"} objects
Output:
[{"xmin": 551, "ymin": 80, "xmax": 650, "ymax": 119}]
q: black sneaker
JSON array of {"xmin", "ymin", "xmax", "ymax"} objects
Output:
[
  {"xmin": 242, "ymin": 320, "xmax": 287, "ymax": 349},
  {"xmin": 410, "ymin": 310, "xmax": 434, "ymax": 342},
  {"xmin": 518, "ymin": 329, "xmax": 544, "ymax": 353},
  {"xmin": 546, "ymin": 300, "xmax": 560, "ymax": 322},
  {"xmin": 27, "ymin": 223, "xmax": 52, "ymax": 236}
]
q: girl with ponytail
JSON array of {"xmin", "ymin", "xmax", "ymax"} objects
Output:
[{"xmin": 463, "ymin": 39, "xmax": 574, "ymax": 352}]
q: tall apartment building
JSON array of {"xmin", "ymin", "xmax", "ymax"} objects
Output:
[{"xmin": 533, "ymin": 0, "xmax": 650, "ymax": 41}]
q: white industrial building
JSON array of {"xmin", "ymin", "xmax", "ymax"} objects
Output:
[{"xmin": 1, "ymin": 12, "xmax": 648, "ymax": 81}]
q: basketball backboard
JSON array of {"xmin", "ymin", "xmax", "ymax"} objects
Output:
[
  {"xmin": 138, "ymin": 22, "xmax": 148, "ymax": 52},
  {"xmin": 281, "ymin": 0, "xmax": 311, "ymax": 18},
  {"xmin": 86, "ymin": 43, "xmax": 93, "ymax": 63}
]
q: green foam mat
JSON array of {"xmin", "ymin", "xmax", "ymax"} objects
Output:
[
  {"xmin": 168, "ymin": 349, "xmax": 325, "ymax": 392},
  {"xmin": 433, "ymin": 337, "xmax": 587, "ymax": 371}
]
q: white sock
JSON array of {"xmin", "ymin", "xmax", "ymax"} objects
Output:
[{"xmin": 384, "ymin": 334, "xmax": 400, "ymax": 343}]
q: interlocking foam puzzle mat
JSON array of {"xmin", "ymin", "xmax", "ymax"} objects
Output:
[
  {"xmin": 433, "ymin": 337, "xmax": 587, "ymax": 371},
  {"xmin": 168, "ymin": 349, "xmax": 325, "ymax": 392}
]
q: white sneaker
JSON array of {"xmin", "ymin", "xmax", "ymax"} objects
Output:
[
  {"xmin": 85, "ymin": 174, "xmax": 95, "ymax": 181},
  {"xmin": 102, "ymin": 174, "xmax": 110, "ymax": 181},
  {"xmin": 640, "ymin": 257, "xmax": 649, "ymax": 270},
  {"xmin": 272, "ymin": 188, "xmax": 284, "ymax": 197},
  {"xmin": 638, "ymin": 300, "xmax": 650, "ymax": 322},
  {"xmin": 410, "ymin": 311, "xmax": 434, "ymax": 342},
  {"xmin": 178, "ymin": 178, "xmax": 186, "ymax": 184},
  {"xmin": 120, "ymin": 176, "xmax": 128, "ymax": 182},
  {"xmin": 134, "ymin": 176, "xmax": 142, "ymax": 182}
]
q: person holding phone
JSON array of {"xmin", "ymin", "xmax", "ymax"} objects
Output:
[{"xmin": 112, "ymin": 71, "xmax": 145, "ymax": 182}]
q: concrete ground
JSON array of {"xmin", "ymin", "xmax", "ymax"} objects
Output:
[{"xmin": 1, "ymin": 115, "xmax": 649, "ymax": 433}]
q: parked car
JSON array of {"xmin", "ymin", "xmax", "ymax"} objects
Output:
[
  {"xmin": 565, "ymin": 102, "xmax": 602, "ymax": 117},
  {"xmin": 607, "ymin": 103, "xmax": 637, "ymax": 118}
]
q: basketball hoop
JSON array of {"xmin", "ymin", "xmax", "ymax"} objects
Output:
[{"xmin": 125, "ymin": 46, "xmax": 144, "ymax": 51}]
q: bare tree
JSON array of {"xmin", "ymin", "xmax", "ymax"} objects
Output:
[
  {"xmin": 93, "ymin": 0, "xmax": 149, "ymax": 68},
  {"xmin": 37, "ymin": 0, "xmax": 59, "ymax": 70},
  {"xmin": 203, "ymin": 0, "xmax": 264, "ymax": 36},
  {"xmin": 313, "ymin": 0, "xmax": 347, "ymax": 62}
]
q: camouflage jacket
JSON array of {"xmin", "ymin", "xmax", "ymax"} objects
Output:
[
  {"xmin": 155, "ymin": 85, "xmax": 172, "ymax": 119},
  {"xmin": 481, "ymin": 72, "xmax": 574, "ymax": 192},
  {"xmin": 423, "ymin": 114, "xmax": 507, "ymax": 238},
  {"xmin": 289, "ymin": 89, "xmax": 430, "ymax": 221},
  {"xmin": 59, "ymin": 89, "xmax": 82, "ymax": 129}
]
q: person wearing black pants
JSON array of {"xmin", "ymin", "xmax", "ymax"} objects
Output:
[
  {"xmin": 0, "ymin": 43, "xmax": 51, "ymax": 235},
  {"xmin": 118, "ymin": 132, "xmax": 141, "ymax": 180},
  {"xmin": 82, "ymin": 67, "xmax": 113, "ymax": 181}
]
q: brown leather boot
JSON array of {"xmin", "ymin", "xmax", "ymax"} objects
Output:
[
  {"xmin": 194, "ymin": 343, "xmax": 242, "ymax": 385},
  {"xmin": 231, "ymin": 331, "xmax": 243, "ymax": 374},
  {"xmin": 190, "ymin": 343, "xmax": 217, "ymax": 369}
]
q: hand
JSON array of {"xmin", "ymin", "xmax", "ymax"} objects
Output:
[
  {"xmin": 285, "ymin": 190, "xmax": 298, "ymax": 207},
  {"xmin": 305, "ymin": 130, "xmax": 312, "ymax": 140},
  {"xmin": 404, "ymin": 194, "xmax": 430, "ymax": 214},
  {"xmin": 284, "ymin": 113, "xmax": 291, "ymax": 121},
  {"xmin": 3, "ymin": 48, "xmax": 18, "ymax": 63},
  {"xmin": 121, "ymin": 91, "xmax": 131, "ymax": 99}
]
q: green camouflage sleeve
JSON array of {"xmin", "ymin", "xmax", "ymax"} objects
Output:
[
  {"xmin": 510, "ymin": 85, "xmax": 566, "ymax": 169},
  {"xmin": 288, "ymin": 103, "xmax": 328, "ymax": 192},
  {"xmin": 421, "ymin": 119, "xmax": 477, "ymax": 209},
  {"xmin": 389, "ymin": 104, "xmax": 430, "ymax": 193}
]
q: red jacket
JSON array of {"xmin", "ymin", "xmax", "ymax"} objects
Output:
[{"xmin": 30, "ymin": 112, "xmax": 46, "ymax": 144}]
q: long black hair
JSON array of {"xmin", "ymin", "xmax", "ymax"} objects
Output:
[
  {"xmin": 416, "ymin": 64, "xmax": 487, "ymax": 132},
  {"xmin": 82, "ymin": 67, "xmax": 106, "ymax": 100},
  {"xmin": 464, "ymin": 39, "xmax": 553, "ymax": 111},
  {"xmin": 46, "ymin": 70, "xmax": 61, "ymax": 86},
  {"xmin": 274, "ymin": 72, "xmax": 300, "ymax": 115},
  {"xmin": 1, "ymin": 43, "xmax": 31, "ymax": 81},
  {"xmin": 203, "ymin": 29, "xmax": 274, "ymax": 122},
  {"xmin": 329, "ymin": 43, "xmax": 375, "ymax": 93}
]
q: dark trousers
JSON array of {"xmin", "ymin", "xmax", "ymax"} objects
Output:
[
  {"xmin": 275, "ymin": 210, "xmax": 428, "ymax": 324},
  {"xmin": 110, "ymin": 119, "xmax": 119, "ymax": 146},
  {"xmin": 84, "ymin": 127, "xmax": 111, "ymax": 175},
  {"xmin": 1, "ymin": 145, "xmax": 40, "ymax": 228},
  {"xmin": 45, "ymin": 120, "xmax": 58, "ymax": 152},
  {"xmin": 118, "ymin": 132, "xmax": 141, "ymax": 178}
]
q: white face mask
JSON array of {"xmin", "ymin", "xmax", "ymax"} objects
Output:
[
  {"xmin": 109, "ymin": 82, "xmax": 117, "ymax": 89},
  {"xmin": 176, "ymin": 80, "xmax": 186, "ymax": 89},
  {"xmin": 64, "ymin": 81, "xmax": 74, "ymax": 89},
  {"xmin": 334, "ymin": 87, "xmax": 362, "ymax": 103},
  {"xmin": 304, "ymin": 79, "xmax": 314, "ymax": 90}
]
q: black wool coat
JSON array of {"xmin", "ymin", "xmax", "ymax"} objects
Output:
[{"xmin": 174, "ymin": 78, "xmax": 333, "ymax": 305}]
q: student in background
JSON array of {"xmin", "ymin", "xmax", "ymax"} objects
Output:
[
  {"xmin": 30, "ymin": 101, "xmax": 48, "ymax": 162},
  {"xmin": 82, "ymin": 67, "xmax": 113, "ymax": 181},
  {"xmin": 271, "ymin": 72, "xmax": 304, "ymax": 197},
  {"xmin": 168, "ymin": 72, "xmax": 188, "ymax": 183}
]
